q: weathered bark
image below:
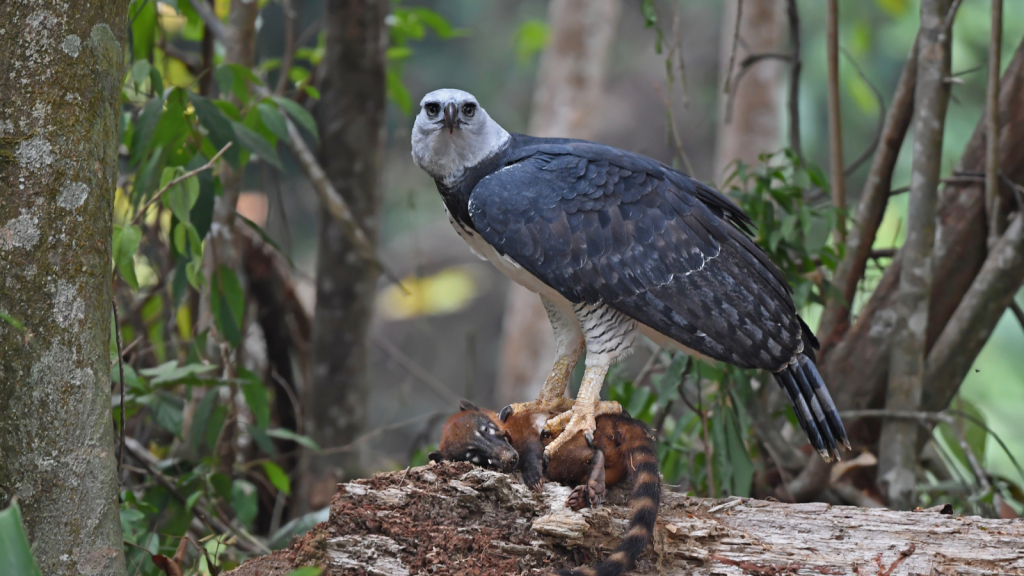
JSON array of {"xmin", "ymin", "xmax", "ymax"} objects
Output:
[
  {"xmin": 226, "ymin": 463, "xmax": 1024, "ymax": 576},
  {"xmin": 496, "ymin": 0, "xmax": 621, "ymax": 406},
  {"xmin": 300, "ymin": 0, "xmax": 387, "ymax": 511},
  {"xmin": 0, "ymin": 3, "xmax": 128, "ymax": 575},
  {"xmin": 713, "ymin": 0, "xmax": 784, "ymax": 184},
  {"xmin": 877, "ymin": 0, "xmax": 952, "ymax": 510}
]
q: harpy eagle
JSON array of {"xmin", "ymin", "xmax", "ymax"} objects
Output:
[{"xmin": 411, "ymin": 88, "xmax": 850, "ymax": 461}]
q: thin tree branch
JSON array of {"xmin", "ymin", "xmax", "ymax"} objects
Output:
[
  {"xmin": 721, "ymin": 0, "xmax": 744, "ymax": 96},
  {"xmin": 373, "ymin": 337, "xmax": 462, "ymax": 405},
  {"xmin": 124, "ymin": 438, "xmax": 270, "ymax": 555},
  {"xmin": 113, "ymin": 298, "xmax": 126, "ymax": 478},
  {"xmin": 839, "ymin": 410, "xmax": 991, "ymax": 495},
  {"xmin": 817, "ymin": 37, "xmax": 918, "ymax": 353},
  {"xmin": 841, "ymin": 48, "xmax": 886, "ymax": 179},
  {"xmin": 724, "ymin": 53, "xmax": 790, "ymax": 124},
  {"xmin": 826, "ymin": 0, "xmax": 846, "ymax": 244},
  {"xmin": 986, "ymin": 0, "xmax": 1003, "ymax": 249},
  {"xmin": 275, "ymin": 0, "xmax": 301, "ymax": 96},
  {"xmin": 1009, "ymin": 300, "xmax": 1024, "ymax": 332},
  {"xmin": 785, "ymin": 0, "xmax": 802, "ymax": 160},
  {"xmin": 131, "ymin": 143, "xmax": 232, "ymax": 226}
]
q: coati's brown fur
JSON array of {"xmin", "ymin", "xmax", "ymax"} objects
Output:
[{"xmin": 431, "ymin": 399, "xmax": 660, "ymax": 576}]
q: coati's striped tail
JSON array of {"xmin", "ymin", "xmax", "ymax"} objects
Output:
[
  {"xmin": 772, "ymin": 353, "xmax": 850, "ymax": 462},
  {"xmin": 553, "ymin": 425, "xmax": 661, "ymax": 576}
]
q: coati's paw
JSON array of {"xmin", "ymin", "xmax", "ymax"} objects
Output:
[
  {"xmin": 521, "ymin": 467, "xmax": 544, "ymax": 492},
  {"xmin": 566, "ymin": 479, "xmax": 606, "ymax": 511}
]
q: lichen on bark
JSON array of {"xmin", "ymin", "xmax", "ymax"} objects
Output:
[{"xmin": 0, "ymin": 2, "xmax": 129, "ymax": 575}]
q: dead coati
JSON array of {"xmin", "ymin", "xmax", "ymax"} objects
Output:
[{"xmin": 430, "ymin": 399, "xmax": 660, "ymax": 576}]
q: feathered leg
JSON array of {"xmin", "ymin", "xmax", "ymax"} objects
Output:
[{"xmin": 542, "ymin": 303, "xmax": 636, "ymax": 458}]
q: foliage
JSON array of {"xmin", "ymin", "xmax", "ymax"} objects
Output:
[
  {"xmin": 111, "ymin": 2, "xmax": 456, "ymax": 574},
  {"xmin": 386, "ymin": 1, "xmax": 467, "ymax": 114},
  {"xmin": 0, "ymin": 501, "xmax": 43, "ymax": 576}
]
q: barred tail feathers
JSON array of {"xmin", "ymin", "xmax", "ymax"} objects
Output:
[
  {"xmin": 553, "ymin": 428, "xmax": 660, "ymax": 576},
  {"xmin": 772, "ymin": 353, "xmax": 850, "ymax": 462}
]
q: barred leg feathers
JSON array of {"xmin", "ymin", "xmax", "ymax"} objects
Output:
[
  {"xmin": 772, "ymin": 354, "xmax": 850, "ymax": 462},
  {"xmin": 551, "ymin": 433, "xmax": 661, "ymax": 576}
]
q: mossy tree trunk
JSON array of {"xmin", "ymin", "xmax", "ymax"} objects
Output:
[{"xmin": 0, "ymin": 2, "xmax": 128, "ymax": 575}]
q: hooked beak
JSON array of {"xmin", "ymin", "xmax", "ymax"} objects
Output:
[{"xmin": 443, "ymin": 103, "xmax": 458, "ymax": 134}]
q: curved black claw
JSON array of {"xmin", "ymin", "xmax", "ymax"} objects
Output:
[
  {"xmin": 540, "ymin": 428, "xmax": 552, "ymax": 440},
  {"xmin": 584, "ymin": 432, "xmax": 595, "ymax": 449},
  {"xmin": 499, "ymin": 405, "xmax": 513, "ymax": 422}
]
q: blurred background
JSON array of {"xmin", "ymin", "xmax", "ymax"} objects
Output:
[{"xmin": 104, "ymin": 0, "xmax": 1024, "ymax": 571}]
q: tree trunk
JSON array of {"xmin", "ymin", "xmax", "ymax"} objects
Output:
[
  {"xmin": 226, "ymin": 463, "xmax": 1024, "ymax": 576},
  {"xmin": 496, "ymin": 0, "xmax": 621, "ymax": 407},
  {"xmin": 300, "ymin": 0, "xmax": 387, "ymax": 512},
  {"xmin": 0, "ymin": 3, "xmax": 128, "ymax": 575},
  {"xmin": 877, "ymin": 0, "xmax": 952, "ymax": 510},
  {"xmin": 713, "ymin": 0, "xmax": 784, "ymax": 185}
]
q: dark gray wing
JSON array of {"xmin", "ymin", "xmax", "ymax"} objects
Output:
[{"xmin": 468, "ymin": 140, "xmax": 802, "ymax": 371}]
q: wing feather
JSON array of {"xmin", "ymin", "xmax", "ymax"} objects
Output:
[{"xmin": 470, "ymin": 141, "xmax": 801, "ymax": 370}]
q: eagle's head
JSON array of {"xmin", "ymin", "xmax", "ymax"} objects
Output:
[{"xmin": 411, "ymin": 88, "xmax": 509, "ymax": 185}]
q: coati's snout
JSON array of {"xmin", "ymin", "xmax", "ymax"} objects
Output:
[{"xmin": 429, "ymin": 400, "xmax": 519, "ymax": 472}]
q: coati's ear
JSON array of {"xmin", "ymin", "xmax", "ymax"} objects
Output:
[
  {"xmin": 458, "ymin": 399, "xmax": 478, "ymax": 412},
  {"xmin": 428, "ymin": 451, "xmax": 444, "ymax": 463},
  {"xmin": 499, "ymin": 405, "xmax": 513, "ymax": 422}
]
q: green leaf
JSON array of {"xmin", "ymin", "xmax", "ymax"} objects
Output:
[
  {"xmin": 257, "ymin": 102, "xmax": 290, "ymax": 141},
  {"xmin": 0, "ymin": 309, "xmax": 25, "ymax": 332},
  {"xmin": 0, "ymin": 501, "xmax": 43, "ymax": 576},
  {"xmin": 130, "ymin": 95, "xmax": 165, "ymax": 166},
  {"xmin": 112, "ymin": 225, "xmax": 142, "ymax": 290},
  {"xmin": 129, "ymin": 0, "xmax": 157, "ymax": 61},
  {"xmin": 164, "ymin": 175, "xmax": 200, "ymax": 225},
  {"xmin": 211, "ymin": 265, "xmax": 245, "ymax": 348},
  {"xmin": 271, "ymin": 96, "xmax": 319, "ymax": 143},
  {"xmin": 249, "ymin": 425, "xmax": 277, "ymax": 455},
  {"xmin": 261, "ymin": 461, "xmax": 291, "ymax": 496},
  {"xmin": 515, "ymin": 20, "xmax": 549, "ymax": 64},
  {"xmin": 184, "ymin": 490, "xmax": 203, "ymax": 511},
  {"xmin": 266, "ymin": 428, "xmax": 321, "ymax": 452},
  {"xmin": 231, "ymin": 479, "xmax": 259, "ymax": 529},
  {"xmin": 240, "ymin": 374, "xmax": 270, "ymax": 430},
  {"xmin": 187, "ymin": 93, "xmax": 240, "ymax": 167},
  {"xmin": 139, "ymin": 360, "xmax": 217, "ymax": 385},
  {"xmin": 190, "ymin": 388, "xmax": 220, "ymax": 454},
  {"xmin": 206, "ymin": 405, "xmax": 227, "ymax": 450},
  {"xmin": 131, "ymin": 59, "xmax": 152, "ymax": 88},
  {"xmin": 214, "ymin": 64, "xmax": 234, "ymax": 98},
  {"xmin": 231, "ymin": 121, "xmax": 283, "ymax": 169},
  {"xmin": 173, "ymin": 221, "xmax": 188, "ymax": 255},
  {"xmin": 386, "ymin": 69, "xmax": 412, "ymax": 115},
  {"xmin": 303, "ymin": 85, "xmax": 320, "ymax": 100}
]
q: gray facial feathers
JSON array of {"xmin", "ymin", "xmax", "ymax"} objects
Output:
[{"xmin": 411, "ymin": 88, "xmax": 510, "ymax": 185}]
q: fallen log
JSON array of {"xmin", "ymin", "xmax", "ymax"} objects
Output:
[{"xmin": 227, "ymin": 462, "xmax": 1024, "ymax": 575}]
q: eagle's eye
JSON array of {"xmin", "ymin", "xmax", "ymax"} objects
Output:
[
  {"xmin": 462, "ymin": 103, "xmax": 476, "ymax": 118},
  {"xmin": 424, "ymin": 102, "xmax": 440, "ymax": 116}
]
